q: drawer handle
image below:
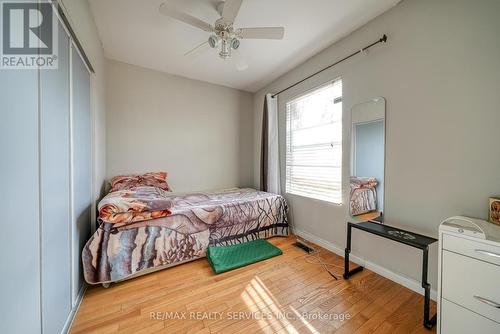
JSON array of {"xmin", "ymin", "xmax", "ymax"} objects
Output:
[
  {"xmin": 475, "ymin": 249, "xmax": 500, "ymax": 259},
  {"xmin": 473, "ymin": 296, "xmax": 500, "ymax": 309}
]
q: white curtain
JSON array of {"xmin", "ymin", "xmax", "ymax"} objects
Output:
[{"xmin": 262, "ymin": 93, "xmax": 281, "ymax": 194}]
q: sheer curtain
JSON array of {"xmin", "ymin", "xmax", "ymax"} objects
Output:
[{"xmin": 260, "ymin": 94, "xmax": 281, "ymax": 194}]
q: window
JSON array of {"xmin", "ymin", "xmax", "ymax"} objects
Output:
[{"xmin": 285, "ymin": 79, "xmax": 342, "ymax": 203}]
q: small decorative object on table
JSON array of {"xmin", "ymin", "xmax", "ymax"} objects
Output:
[{"xmin": 489, "ymin": 197, "xmax": 500, "ymax": 225}]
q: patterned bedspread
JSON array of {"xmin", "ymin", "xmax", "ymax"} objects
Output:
[
  {"xmin": 82, "ymin": 188, "xmax": 288, "ymax": 284},
  {"xmin": 350, "ymin": 177, "xmax": 378, "ymax": 216}
]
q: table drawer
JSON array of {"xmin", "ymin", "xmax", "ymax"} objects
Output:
[
  {"xmin": 442, "ymin": 250, "xmax": 500, "ymax": 324},
  {"xmin": 442, "ymin": 234, "xmax": 500, "ymax": 266},
  {"xmin": 441, "ymin": 299, "xmax": 500, "ymax": 334}
]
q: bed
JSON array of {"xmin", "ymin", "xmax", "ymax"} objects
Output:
[
  {"xmin": 82, "ymin": 173, "xmax": 289, "ymax": 285},
  {"xmin": 350, "ymin": 176, "xmax": 378, "ymax": 216}
]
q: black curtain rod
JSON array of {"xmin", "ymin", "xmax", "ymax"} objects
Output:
[{"xmin": 271, "ymin": 34, "xmax": 387, "ymax": 98}]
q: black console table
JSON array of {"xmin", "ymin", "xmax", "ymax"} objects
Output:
[{"xmin": 343, "ymin": 220, "xmax": 438, "ymax": 329}]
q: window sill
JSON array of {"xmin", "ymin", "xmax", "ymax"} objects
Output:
[{"xmin": 284, "ymin": 192, "xmax": 343, "ymax": 207}]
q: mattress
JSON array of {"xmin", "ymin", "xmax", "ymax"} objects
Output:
[{"xmin": 82, "ymin": 188, "xmax": 289, "ymax": 284}]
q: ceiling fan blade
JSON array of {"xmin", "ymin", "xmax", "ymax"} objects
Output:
[
  {"xmin": 159, "ymin": 3, "xmax": 214, "ymax": 32},
  {"xmin": 239, "ymin": 27, "xmax": 285, "ymax": 40},
  {"xmin": 232, "ymin": 48, "xmax": 248, "ymax": 71},
  {"xmin": 221, "ymin": 0, "xmax": 243, "ymax": 22},
  {"xmin": 184, "ymin": 41, "xmax": 210, "ymax": 57}
]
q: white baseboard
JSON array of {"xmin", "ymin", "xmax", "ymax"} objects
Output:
[
  {"xmin": 61, "ymin": 283, "xmax": 87, "ymax": 334},
  {"xmin": 293, "ymin": 228, "xmax": 437, "ymax": 301}
]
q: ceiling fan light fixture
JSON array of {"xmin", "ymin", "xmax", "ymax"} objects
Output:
[
  {"xmin": 219, "ymin": 39, "xmax": 231, "ymax": 59},
  {"xmin": 160, "ymin": 0, "xmax": 285, "ymax": 68},
  {"xmin": 208, "ymin": 35, "xmax": 219, "ymax": 48},
  {"xmin": 230, "ymin": 38, "xmax": 240, "ymax": 50}
]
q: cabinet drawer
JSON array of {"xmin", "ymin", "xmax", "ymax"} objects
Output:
[
  {"xmin": 441, "ymin": 299, "xmax": 500, "ymax": 334},
  {"xmin": 442, "ymin": 250, "xmax": 500, "ymax": 324},
  {"xmin": 442, "ymin": 234, "xmax": 500, "ymax": 266}
]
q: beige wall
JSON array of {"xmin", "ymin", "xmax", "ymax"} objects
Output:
[
  {"xmin": 253, "ymin": 0, "xmax": 500, "ymax": 287},
  {"xmin": 106, "ymin": 59, "xmax": 254, "ymax": 192}
]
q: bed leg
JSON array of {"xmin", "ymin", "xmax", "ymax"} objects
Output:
[{"xmin": 102, "ymin": 283, "xmax": 110, "ymax": 289}]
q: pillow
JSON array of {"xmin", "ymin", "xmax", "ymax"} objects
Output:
[
  {"xmin": 350, "ymin": 176, "xmax": 377, "ymax": 189},
  {"xmin": 98, "ymin": 186, "xmax": 173, "ymax": 225},
  {"xmin": 110, "ymin": 171, "xmax": 171, "ymax": 192}
]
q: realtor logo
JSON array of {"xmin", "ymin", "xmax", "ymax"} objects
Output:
[{"xmin": 1, "ymin": 1, "xmax": 58, "ymax": 69}]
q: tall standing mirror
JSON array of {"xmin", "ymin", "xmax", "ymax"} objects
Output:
[{"xmin": 350, "ymin": 97, "xmax": 386, "ymax": 222}]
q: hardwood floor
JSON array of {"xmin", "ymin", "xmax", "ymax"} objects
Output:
[{"xmin": 70, "ymin": 236, "xmax": 436, "ymax": 334}]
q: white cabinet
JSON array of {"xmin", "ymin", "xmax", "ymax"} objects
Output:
[
  {"xmin": 0, "ymin": 50, "xmax": 41, "ymax": 334},
  {"xmin": 0, "ymin": 8, "xmax": 92, "ymax": 334},
  {"xmin": 438, "ymin": 217, "xmax": 500, "ymax": 333},
  {"xmin": 70, "ymin": 45, "xmax": 92, "ymax": 304},
  {"xmin": 441, "ymin": 299, "xmax": 500, "ymax": 334},
  {"xmin": 40, "ymin": 20, "xmax": 72, "ymax": 334}
]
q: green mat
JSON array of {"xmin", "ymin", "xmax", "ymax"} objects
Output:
[{"xmin": 206, "ymin": 239, "xmax": 283, "ymax": 274}]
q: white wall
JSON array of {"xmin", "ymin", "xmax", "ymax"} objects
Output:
[
  {"xmin": 253, "ymin": 0, "xmax": 500, "ymax": 287},
  {"xmin": 106, "ymin": 59, "xmax": 254, "ymax": 192}
]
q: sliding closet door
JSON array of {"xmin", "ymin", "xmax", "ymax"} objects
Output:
[
  {"xmin": 39, "ymin": 21, "xmax": 72, "ymax": 333},
  {"xmin": 0, "ymin": 64, "xmax": 41, "ymax": 334},
  {"xmin": 71, "ymin": 45, "xmax": 92, "ymax": 303}
]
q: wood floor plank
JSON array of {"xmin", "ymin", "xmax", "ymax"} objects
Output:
[{"xmin": 70, "ymin": 235, "xmax": 436, "ymax": 334}]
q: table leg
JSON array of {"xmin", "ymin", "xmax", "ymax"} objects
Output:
[
  {"xmin": 344, "ymin": 223, "xmax": 363, "ymax": 279},
  {"xmin": 422, "ymin": 246, "xmax": 437, "ymax": 329}
]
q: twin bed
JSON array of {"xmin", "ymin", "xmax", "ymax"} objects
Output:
[{"xmin": 82, "ymin": 172, "xmax": 289, "ymax": 285}]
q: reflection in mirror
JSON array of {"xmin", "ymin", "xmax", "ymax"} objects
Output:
[{"xmin": 350, "ymin": 97, "xmax": 385, "ymax": 222}]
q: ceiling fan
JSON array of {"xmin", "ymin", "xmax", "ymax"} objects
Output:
[{"xmin": 159, "ymin": 0, "xmax": 285, "ymax": 70}]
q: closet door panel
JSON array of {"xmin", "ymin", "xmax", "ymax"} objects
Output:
[
  {"xmin": 71, "ymin": 46, "xmax": 92, "ymax": 303},
  {"xmin": 0, "ymin": 71, "xmax": 40, "ymax": 332},
  {"xmin": 40, "ymin": 22, "xmax": 72, "ymax": 333}
]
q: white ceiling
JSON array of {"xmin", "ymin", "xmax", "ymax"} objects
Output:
[{"xmin": 89, "ymin": 0, "xmax": 399, "ymax": 92}]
